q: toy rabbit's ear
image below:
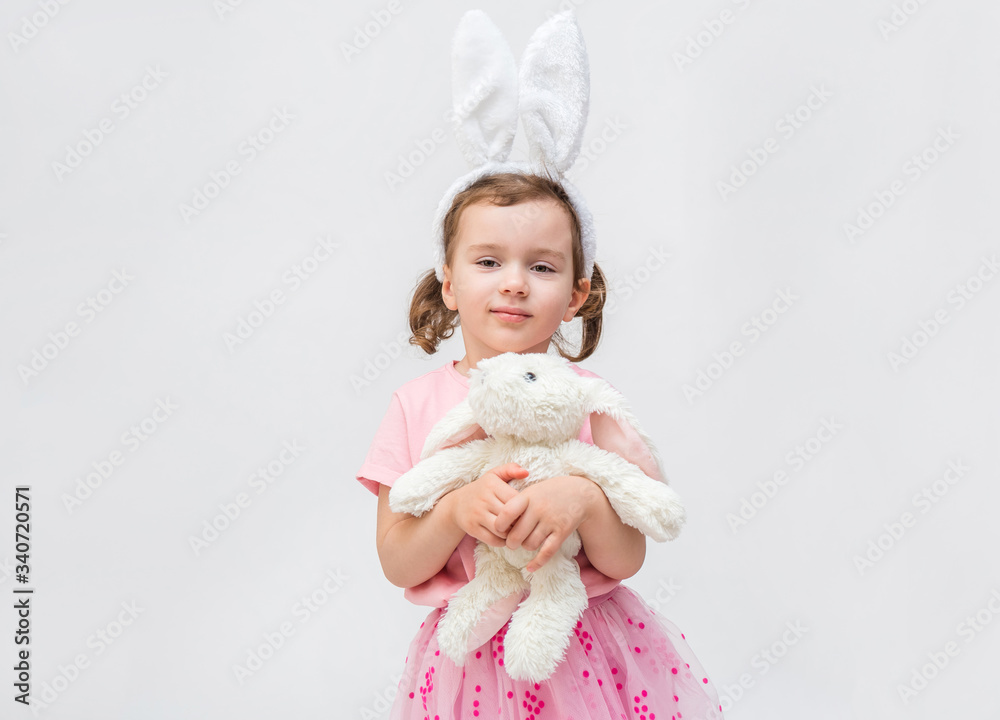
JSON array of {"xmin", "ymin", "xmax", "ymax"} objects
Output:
[
  {"xmin": 518, "ymin": 10, "xmax": 590, "ymax": 175},
  {"xmin": 581, "ymin": 379, "xmax": 667, "ymax": 483},
  {"xmin": 450, "ymin": 10, "xmax": 520, "ymax": 167},
  {"xmin": 421, "ymin": 400, "xmax": 488, "ymax": 459}
]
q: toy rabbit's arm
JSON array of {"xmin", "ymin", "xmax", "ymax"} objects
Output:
[
  {"xmin": 388, "ymin": 441, "xmax": 491, "ymax": 517},
  {"xmin": 561, "ymin": 444, "xmax": 686, "ymax": 542}
]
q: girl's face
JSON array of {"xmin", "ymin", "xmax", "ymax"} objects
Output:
[{"xmin": 442, "ymin": 198, "xmax": 590, "ymax": 366}]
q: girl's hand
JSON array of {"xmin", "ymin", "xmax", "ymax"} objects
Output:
[
  {"xmin": 445, "ymin": 463, "xmax": 530, "ymax": 547},
  {"xmin": 493, "ymin": 475, "xmax": 596, "ymax": 573}
]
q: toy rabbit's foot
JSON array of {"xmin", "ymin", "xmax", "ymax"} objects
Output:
[
  {"xmin": 437, "ymin": 600, "xmax": 474, "ymax": 665},
  {"xmin": 437, "ymin": 544, "xmax": 528, "ymax": 665},
  {"xmin": 503, "ymin": 554, "xmax": 588, "ymax": 682},
  {"xmin": 642, "ymin": 483, "xmax": 687, "ymax": 541}
]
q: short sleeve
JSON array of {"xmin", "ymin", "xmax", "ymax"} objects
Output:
[
  {"xmin": 356, "ymin": 393, "xmax": 414, "ymax": 496},
  {"xmin": 590, "ymin": 412, "xmax": 665, "ymax": 482},
  {"xmin": 577, "ymin": 368, "xmax": 666, "ymax": 482}
]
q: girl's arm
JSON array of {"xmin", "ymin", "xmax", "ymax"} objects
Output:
[
  {"xmin": 375, "ymin": 462, "xmax": 529, "ymax": 588},
  {"xmin": 376, "ymin": 484, "xmax": 467, "ymax": 589},
  {"xmin": 494, "ymin": 475, "xmax": 646, "ymax": 580},
  {"xmin": 576, "ymin": 477, "xmax": 646, "ymax": 579}
]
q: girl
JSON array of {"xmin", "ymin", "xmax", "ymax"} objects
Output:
[{"xmin": 356, "ymin": 172, "xmax": 724, "ymax": 719}]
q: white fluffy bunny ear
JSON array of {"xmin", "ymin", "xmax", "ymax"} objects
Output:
[
  {"xmin": 580, "ymin": 379, "xmax": 667, "ymax": 483},
  {"xmin": 517, "ymin": 10, "xmax": 590, "ymax": 175},
  {"xmin": 421, "ymin": 400, "xmax": 489, "ymax": 460},
  {"xmin": 450, "ymin": 10, "xmax": 520, "ymax": 167}
]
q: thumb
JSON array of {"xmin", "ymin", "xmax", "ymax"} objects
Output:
[{"xmin": 494, "ymin": 463, "xmax": 530, "ymax": 481}]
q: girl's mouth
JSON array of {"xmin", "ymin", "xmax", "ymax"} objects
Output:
[{"xmin": 491, "ymin": 310, "xmax": 531, "ymax": 322}]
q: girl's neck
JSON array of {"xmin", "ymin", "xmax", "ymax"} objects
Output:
[{"xmin": 454, "ymin": 344, "xmax": 553, "ymax": 377}]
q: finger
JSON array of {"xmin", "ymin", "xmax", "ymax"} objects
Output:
[
  {"xmin": 493, "ymin": 462, "xmax": 530, "ymax": 481},
  {"xmin": 526, "ymin": 532, "xmax": 560, "ymax": 573},
  {"xmin": 492, "ymin": 479, "xmax": 521, "ymax": 504},
  {"xmin": 521, "ymin": 526, "xmax": 549, "ymax": 553},
  {"xmin": 473, "ymin": 525, "xmax": 509, "ymax": 547},
  {"xmin": 494, "ymin": 494, "xmax": 528, "ymax": 535},
  {"xmin": 505, "ymin": 511, "xmax": 537, "ymax": 550}
]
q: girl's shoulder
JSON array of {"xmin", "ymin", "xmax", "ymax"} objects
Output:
[
  {"xmin": 388, "ymin": 361, "xmax": 469, "ymax": 430},
  {"xmin": 567, "ymin": 362, "xmax": 627, "ymax": 394},
  {"xmin": 568, "ymin": 361, "xmax": 600, "ymax": 379},
  {"xmin": 392, "ymin": 360, "xmax": 467, "ymax": 399}
]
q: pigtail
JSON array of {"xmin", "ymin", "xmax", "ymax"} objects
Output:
[
  {"xmin": 553, "ymin": 261, "xmax": 607, "ymax": 363},
  {"xmin": 408, "ymin": 270, "xmax": 458, "ymax": 354}
]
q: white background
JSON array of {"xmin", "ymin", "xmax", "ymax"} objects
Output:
[{"xmin": 1, "ymin": 0, "xmax": 998, "ymax": 718}]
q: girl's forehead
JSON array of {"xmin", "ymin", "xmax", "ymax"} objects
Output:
[{"xmin": 455, "ymin": 199, "xmax": 573, "ymax": 244}]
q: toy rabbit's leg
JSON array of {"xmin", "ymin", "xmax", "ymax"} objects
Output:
[
  {"xmin": 437, "ymin": 543, "xmax": 528, "ymax": 665},
  {"xmin": 502, "ymin": 552, "xmax": 588, "ymax": 682}
]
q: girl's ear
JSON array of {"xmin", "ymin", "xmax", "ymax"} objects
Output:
[
  {"xmin": 441, "ymin": 264, "xmax": 457, "ymax": 311},
  {"xmin": 563, "ymin": 276, "xmax": 591, "ymax": 322},
  {"xmin": 580, "ymin": 378, "xmax": 667, "ymax": 483},
  {"xmin": 421, "ymin": 400, "xmax": 488, "ymax": 459}
]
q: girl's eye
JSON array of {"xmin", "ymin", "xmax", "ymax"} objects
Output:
[
  {"xmin": 532, "ymin": 264, "xmax": 554, "ymax": 273},
  {"xmin": 477, "ymin": 259, "xmax": 499, "ymax": 268}
]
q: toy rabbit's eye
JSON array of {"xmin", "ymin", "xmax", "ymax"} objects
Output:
[{"xmin": 524, "ymin": 372, "xmax": 536, "ymax": 382}]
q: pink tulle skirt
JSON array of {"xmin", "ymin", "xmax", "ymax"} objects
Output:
[{"xmin": 388, "ymin": 584, "xmax": 725, "ymax": 720}]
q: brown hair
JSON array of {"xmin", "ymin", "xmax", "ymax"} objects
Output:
[{"xmin": 408, "ymin": 172, "xmax": 606, "ymax": 363}]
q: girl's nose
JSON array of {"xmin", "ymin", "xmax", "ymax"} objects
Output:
[{"xmin": 500, "ymin": 266, "xmax": 529, "ymax": 295}]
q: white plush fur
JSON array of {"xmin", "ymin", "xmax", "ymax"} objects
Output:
[
  {"xmin": 389, "ymin": 352, "xmax": 686, "ymax": 682},
  {"xmin": 432, "ymin": 10, "xmax": 596, "ymax": 283}
]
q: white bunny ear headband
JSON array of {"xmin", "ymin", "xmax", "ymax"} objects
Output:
[{"xmin": 431, "ymin": 9, "xmax": 596, "ymax": 284}]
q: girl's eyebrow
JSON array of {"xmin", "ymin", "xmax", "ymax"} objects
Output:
[{"xmin": 465, "ymin": 242, "xmax": 566, "ymax": 261}]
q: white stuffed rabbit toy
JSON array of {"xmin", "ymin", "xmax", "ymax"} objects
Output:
[{"xmin": 389, "ymin": 352, "xmax": 686, "ymax": 682}]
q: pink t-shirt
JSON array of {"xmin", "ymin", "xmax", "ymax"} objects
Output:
[{"xmin": 356, "ymin": 358, "xmax": 663, "ymax": 610}]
